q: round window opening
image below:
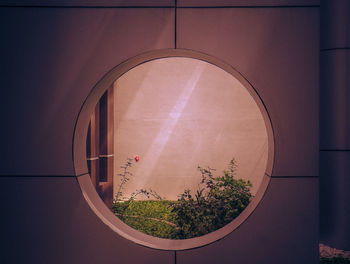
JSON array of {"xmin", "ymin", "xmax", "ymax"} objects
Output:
[{"xmin": 74, "ymin": 49, "xmax": 274, "ymax": 250}]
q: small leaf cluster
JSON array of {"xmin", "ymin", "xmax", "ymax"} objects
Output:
[{"xmin": 115, "ymin": 158, "xmax": 133, "ymax": 201}]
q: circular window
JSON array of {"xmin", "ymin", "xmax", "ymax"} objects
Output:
[{"xmin": 73, "ymin": 49, "xmax": 274, "ymax": 250}]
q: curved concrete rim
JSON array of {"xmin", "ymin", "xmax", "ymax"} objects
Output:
[{"xmin": 73, "ymin": 48, "xmax": 275, "ymax": 251}]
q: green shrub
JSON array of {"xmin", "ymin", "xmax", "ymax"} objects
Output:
[
  {"xmin": 112, "ymin": 200, "xmax": 178, "ymax": 238},
  {"xmin": 171, "ymin": 158, "xmax": 252, "ymax": 239},
  {"xmin": 112, "ymin": 158, "xmax": 253, "ymax": 239}
]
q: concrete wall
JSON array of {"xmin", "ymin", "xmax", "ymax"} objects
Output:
[
  {"xmin": 319, "ymin": 0, "xmax": 350, "ymax": 251},
  {"xmin": 0, "ymin": 1, "xmax": 320, "ymax": 263},
  {"xmin": 113, "ymin": 57, "xmax": 268, "ymax": 199}
]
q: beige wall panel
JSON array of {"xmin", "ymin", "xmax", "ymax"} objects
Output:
[
  {"xmin": 0, "ymin": 7, "xmax": 174, "ymax": 176},
  {"xmin": 178, "ymin": 7, "xmax": 319, "ymax": 176},
  {"xmin": 177, "ymin": 177, "xmax": 318, "ymax": 264},
  {"xmin": 320, "ymin": 50, "xmax": 350, "ymax": 149},
  {"xmin": 0, "ymin": 176, "xmax": 174, "ymax": 264},
  {"xmin": 113, "ymin": 57, "xmax": 268, "ymax": 200}
]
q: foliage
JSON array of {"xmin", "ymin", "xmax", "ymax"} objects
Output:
[
  {"xmin": 112, "ymin": 200, "xmax": 178, "ymax": 238},
  {"xmin": 113, "ymin": 159, "xmax": 173, "ymax": 238},
  {"xmin": 112, "ymin": 158, "xmax": 253, "ymax": 239},
  {"xmin": 320, "ymin": 256, "xmax": 350, "ymax": 264},
  {"xmin": 115, "ymin": 157, "xmax": 133, "ymax": 202},
  {"xmin": 114, "ymin": 157, "xmax": 162, "ymax": 202},
  {"xmin": 171, "ymin": 158, "xmax": 252, "ymax": 239}
]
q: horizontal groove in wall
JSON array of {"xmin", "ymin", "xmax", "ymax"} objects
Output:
[
  {"xmin": 0, "ymin": 4, "xmax": 319, "ymax": 8},
  {"xmin": 320, "ymin": 48, "xmax": 350, "ymax": 52},
  {"xmin": 0, "ymin": 5, "xmax": 174, "ymax": 8},
  {"xmin": 0, "ymin": 174, "xmax": 77, "ymax": 178},
  {"xmin": 0, "ymin": 174, "xmax": 293, "ymax": 178},
  {"xmin": 0, "ymin": 174, "xmax": 322, "ymax": 179},
  {"xmin": 271, "ymin": 176, "xmax": 319, "ymax": 178},
  {"xmin": 319, "ymin": 149, "xmax": 350, "ymax": 152},
  {"xmin": 177, "ymin": 5, "xmax": 319, "ymax": 8}
]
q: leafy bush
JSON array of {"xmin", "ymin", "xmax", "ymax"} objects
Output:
[
  {"xmin": 112, "ymin": 200, "xmax": 178, "ymax": 238},
  {"xmin": 112, "ymin": 158, "xmax": 253, "ymax": 239},
  {"xmin": 171, "ymin": 158, "xmax": 252, "ymax": 239}
]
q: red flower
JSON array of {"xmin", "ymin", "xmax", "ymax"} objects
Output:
[{"xmin": 134, "ymin": 155, "xmax": 140, "ymax": 162}]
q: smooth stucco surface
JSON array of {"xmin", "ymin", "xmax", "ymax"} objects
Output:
[
  {"xmin": 1, "ymin": 1, "xmax": 320, "ymax": 262},
  {"xmin": 113, "ymin": 57, "xmax": 268, "ymax": 199}
]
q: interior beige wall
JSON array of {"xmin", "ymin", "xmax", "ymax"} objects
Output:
[{"xmin": 113, "ymin": 57, "xmax": 268, "ymax": 200}]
